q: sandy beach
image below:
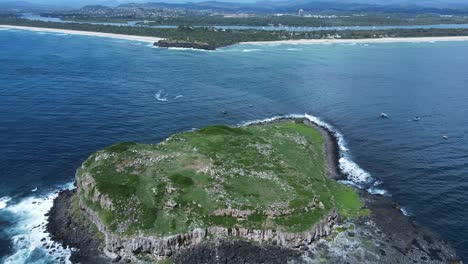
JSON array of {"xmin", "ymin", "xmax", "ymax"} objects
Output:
[
  {"xmin": 0, "ymin": 25, "xmax": 164, "ymax": 43},
  {"xmin": 0, "ymin": 25, "xmax": 468, "ymax": 45},
  {"xmin": 2, "ymin": 25, "xmax": 468, "ymax": 47},
  {"xmin": 242, "ymin": 36, "xmax": 468, "ymax": 45}
]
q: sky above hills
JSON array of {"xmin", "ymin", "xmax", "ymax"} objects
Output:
[{"xmin": 1, "ymin": 0, "xmax": 467, "ymax": 9}]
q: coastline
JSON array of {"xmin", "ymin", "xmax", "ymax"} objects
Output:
[
  {"xmin": 3, "ymin": 25, "xmax": 468, "ymax": 48},
  {"xmin": 241, "ymin": 36, "xmax": 468, "ymax": 45},
  {"xmin": 0, "ymin": 25, "xmax": 164, "ymax": 43},
  {"xmin": 304, "ymin": 118, "xmax": 461, "ymax": 263},
  {"xmin": 46, "ymin": 116, "xmax": 461, "ymax": 263}
]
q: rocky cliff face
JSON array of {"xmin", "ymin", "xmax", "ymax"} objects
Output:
[{"xmin": 76, "ymin": 166, "xmax": 341, "ymax": 262}]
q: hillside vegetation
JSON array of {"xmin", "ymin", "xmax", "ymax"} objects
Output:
[
  {"xmin": 76, "ymin": 120, "xmax": 366, "ymax": 237},
  {"xmin": 4, "ymin": 17, "xmax": 468, "ymax": 49}
]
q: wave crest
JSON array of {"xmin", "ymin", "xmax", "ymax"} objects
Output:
[
  {"xmin": 2, "ymin": 183, "xmax": 74, "ymax": 263},
  {"xmin": 0, "ymin": 196, "xmax": 12, "ymax": 209},
  {"xmin": 154, "ymin": 90, "xmax": 168, "ymax": 102}
]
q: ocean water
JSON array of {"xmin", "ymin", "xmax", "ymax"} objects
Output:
[{"xmin": 0, "ymin": 29, "xmax": 467, "ymax": 263}]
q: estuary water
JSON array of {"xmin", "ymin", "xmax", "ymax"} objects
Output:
[
  {"xmin": 0, "ymin": 29, "xmax": 467, "ymax": 263},
  {"xmin": 20, "ymin": 13, "xmax": 468, "ymax": 31}
]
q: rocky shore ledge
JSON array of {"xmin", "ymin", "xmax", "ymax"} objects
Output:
[
  {"xmin": 46, "ymin": 118, "xmax": 462, "ymax": 263},
  {"xmin": 155, "ymin": 40, "xmax": 216, "ymax": 50}
]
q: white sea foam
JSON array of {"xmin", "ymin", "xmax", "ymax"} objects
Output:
[
  {"xmin": 240, "ymin": 113, "xmax": 374, "ymax": 188},
  {"xmin": 32, "ymin": 187, "xmax": 38, "ymax": 192},
  {"xmin": 400, "ymin": 207, "xmax": 410, "ymax": 216},
  {"xmin": 166, "ymin": 47, "xmax": 214, "ymax": 52},
  {"xmin": 367, "ymin": 187, "xmax": 388, "ymax": 196},
  {"xmin": 0, "ymin": 196, "xmax": 12, "ymax": 209},
  {"xmin": 2, "ymin": 182, "xmax": 74, "ymax": 263},
  {"xmin": 242, "ymin": 49, "xmax": 261, "ymax": 52},
  {"xmin": 174, "ymin": 95, "xmax": 183, "ymax": 100},
  {"xmin": 154, "ymin": 90, "xmax": 168, "ymax": 102}
]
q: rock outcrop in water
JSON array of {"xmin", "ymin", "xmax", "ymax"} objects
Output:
[
  {"xmin": 155, "ymin": 40, "xmax": 216, "ymax": 50},
  {"xmin": 70, "ymin": 120, "xmax": 363, "ymax": 262},
  {"xmin": 47, "ymin": 119, "xmax": 462, "ymax": 263}
]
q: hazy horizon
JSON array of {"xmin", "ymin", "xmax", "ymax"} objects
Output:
[{"xmin": 2, "ymin": 0, "xmax": 468, "ymax": 9}]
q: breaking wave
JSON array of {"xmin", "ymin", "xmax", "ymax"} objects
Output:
[
  {"xmin": 154, "ymin": 90, "xmax": 168, "ymax": 102},
  {"xmin": 242, "ymin": 49, "xmax": 261, "ymax": 52},
  {"xmin": 0, "ymin": 196, "xmax": 12, "ymax": 209},
  {"xmin": 400, "ymin": 207, "xmax": 411, "ymax": 216},
  {"xmin": 166, "ymin": 47, "xmax": 214, "ymax": 52},
  {"xmin": 241, "ymin": 113, "xmax": 375, "ymax": 188},
  {"xmin": 1, "ymin": 183, "xmax": 74, "ymax": 263}
]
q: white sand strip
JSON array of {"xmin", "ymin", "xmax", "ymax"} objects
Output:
[
  {"xmin": 241, "ymin": 36, "xmax": 468, "ymax": 45},
  {"xmin": 0, "ymin": 25, "xmax": 163, "ymax": 43}
]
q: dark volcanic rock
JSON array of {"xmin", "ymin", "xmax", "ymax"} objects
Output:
[
  {"xmin": 357, "ymin": 191, "xmax": 461, "ymax": 263},
  {"xmin": 47, "ymin": 189, "xmax": 110, "ymax": 264},
  {"xmin": 155, "ymin": 40, "xmax": 216, "ymax": 50},
  {"xmin": 174, "ymin": 240, "xmax": 302, "ymax": 264}
]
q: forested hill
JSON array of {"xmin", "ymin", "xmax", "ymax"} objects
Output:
[{"xmin": 3, "ymin": 17, "xmax": 468, "ymax": 50}]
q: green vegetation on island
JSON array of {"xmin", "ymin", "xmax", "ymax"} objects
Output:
[{"xmin": 76, "ymin": 121, "xmax": 366, "ymax": 237}]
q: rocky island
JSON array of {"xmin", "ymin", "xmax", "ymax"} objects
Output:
[
  {"xmin": 47, "ymin": 119, "xmax": 461, "ymax": 263},
  {"xmin": 155, "ymin": 40, "xmax": 216, "ymax": 50}
]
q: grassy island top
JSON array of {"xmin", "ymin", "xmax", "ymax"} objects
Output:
[{"xmin": 77, "ymin": 120, "xmax": 366, "ymax": 236}]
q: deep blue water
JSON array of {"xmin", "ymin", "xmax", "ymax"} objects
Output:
[{"xmin": 0, "ymin": 29, "xmax": 467, "ymax": 263}]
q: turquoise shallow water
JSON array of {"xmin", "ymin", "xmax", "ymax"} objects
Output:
[{"xmin": 0, "ymin": 29, "xmax": 467, "ymax": 262}]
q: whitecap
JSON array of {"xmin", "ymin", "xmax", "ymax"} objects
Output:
[
  {"xmin": 2, "ymin": 183, "xmax": 74, "ymax": 263},
  {"xmin": 31, "ymin": 187, "xmax": 38, "ymax": 192},
  {"xmin": 174, "ymin": 95, "xmax": 183, "ymax": 100},
  {"xmin": 166, "ymin": 47, "xmax": 214, "ymax": 52},
  {"xmin": 400, "ymin": 207, "xmax": 410, "ymax": 216},
  {"xmin": 242, "ymin": 49, "xmax": 261, "ymax": 52},
  {"xmin": 154, "ymin": 90, "xmax": 168, "ymax": 102},
  {"xmin": 0, "ymin": 196, "xmax": 12, "ymax": 209},
  {"xmin": 367, "ymin": 187, "xmax": 388, "ymax": 196}
]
